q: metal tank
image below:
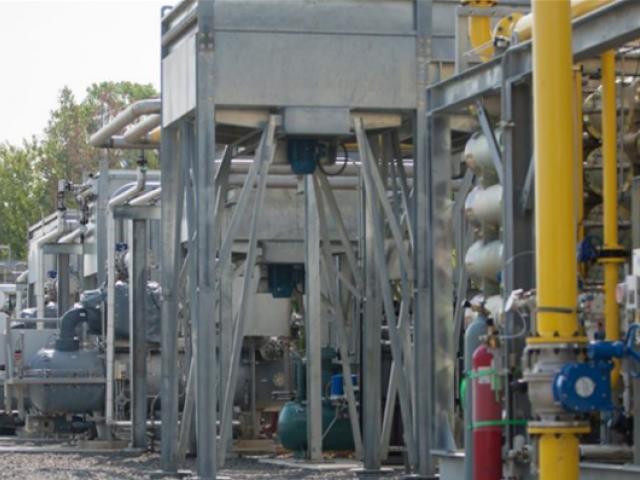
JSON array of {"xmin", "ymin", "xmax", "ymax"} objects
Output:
[{"xmin": 23, "ymin": 348, "xmax": 105, "ymax": 415}]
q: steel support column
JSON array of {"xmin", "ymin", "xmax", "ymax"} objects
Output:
[
  {"xmin": 305, "ymin": 173, "xmax": 323, "ymax": 462},
  {"xmin": 177, "ymin": 120, "xmax": 197, "ymax": 464},
  {"xmin": 129, "ymin": 218, "xmax": 148, "ymax": 448},
  {"xmin": 500, "ymin": 77, "xmax": 534, "ymax": 466},
  {"xmin": 415, "ymin": 0, "xmax": 437, "ymax": 476},
  {"xmin": 193, "ymin": 1, "xmax": 217, "ymax": 477},
  {"xmin": 160, "ymin": 124, "xmax": 184, "ymax": 472},
  {"xmin": 57, "ymin": 253, "xmax": 70, "ymax": 316}
]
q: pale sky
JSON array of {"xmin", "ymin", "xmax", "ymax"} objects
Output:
[{"xmin": 0, "ymin": 0, "xmax": 171, "ymax": 145}]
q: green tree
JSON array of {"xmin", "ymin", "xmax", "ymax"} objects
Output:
[
  {"xmin": 0, "ymin": 81, "xmax": 159, "ymax": 259},
  {"xmin": 0, "ymin": 141, "xmax": 49, "ymax": 259},
  {"xmin": 40, "ymin": 81, "xmax": 159, "ymax": 200}
]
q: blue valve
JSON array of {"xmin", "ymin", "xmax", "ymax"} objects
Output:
[{"xmin": 554, "ymin": 325, "xmax": 640, "ymax": 413}]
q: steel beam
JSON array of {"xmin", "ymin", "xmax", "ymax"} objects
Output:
[
  {"xmin": 313, "ymin": 173, "xmax": 363, "ymax": 458},
  {"xmin": 42, "ymin": 243, "xmax": 83, "ymax": 255},
  {"xmin": 357, "ymin": 122, "xmax": 417, "ymax": 467},
  {"xmin": 428, "ymin": 0, "xmax": 640, "ymax": 113},
  {"xmin": 219, "ymin": 119, "xmax": 277, "ymax": 465},
  {"xmin": 475, "ymin": 101, "xmax": 503, "ymax": 184},
  {"xmin": 129, "ymin": 219, "xmax": 148, "ymax": 448},
  {"xmin": 315, "ymin": 173, "xmax": 362, "ymax": 290}
]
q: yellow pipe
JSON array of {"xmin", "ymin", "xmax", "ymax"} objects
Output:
[
  {"xmin": 464, "ymin": 0, "xmax": 496, "ymax": 61},
  {"xmin": 148, "ymin": 126, "xmax": 161, "ymax": 143},
  {"xmin": 514, "ymin": 0, "xmax": 614, "ymax": 43},
  {"xmin": 575, "ymin": 66, "xmax": 585, "ymax": 243},
  {"xmin": 530, "ymin": 1, "xmax": 586, "ymax": 477},
  {"xmin": 600, "ymin": 50, "xmax": 623, "ymax": 387},
  {"xmin": 536, "ymin": 430, "xmax": 583, "ymax": 480},
  {"xmin": 531, "ymin": 0, "xmax": 579, "ymax": 341}
]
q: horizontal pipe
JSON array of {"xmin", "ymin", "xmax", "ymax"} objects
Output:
[
  {"xmin": 580, "ymin": 444, "xmax": 633, "ymax": 461},
  {"xmin": 161, "ymin": 8, "xmax": 197, "ymax": 47},
  {"xmin": 122, "ymin": 114, "xmax": 161, "ymax": 144},
  {"xmin": 108, "ymin": 169, "xmax": 147, "ymax": 209},
  {"xmin": 221, "ymin": 160, "xmax": 415, "ymax": 177},
  {"xmin": 107, "ymin": 137, "xmax": 159, "ymax": 150},
  {"xmin": 514, "ymin": 0, "xmax": 614, "ymax": 42},
  {"xmin": 129, "ymin": 187, "xmax": 162, "ymax": 206},
  {"xmin": 58, "ymin": 225, "xmax": 94, "ymax": 244},
  {"xmin": 162, "ymin": 0, "xmax": 195, "ymax": 26},
  {"xmin": 90, "ymin": 99, "xmax": 161, "ymax": 148}
]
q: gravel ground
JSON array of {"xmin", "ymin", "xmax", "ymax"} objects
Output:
[{"xmin": 0, "ymin": 452, "xmax": 406, "ymax": 479}]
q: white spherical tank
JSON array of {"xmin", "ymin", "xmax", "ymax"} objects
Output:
[
  {"xmin": 463, "ymin": 129, "xmax": 504, "ymax": 180},
  {"xmin": 464, "ymin": 239, "xmax": 503, "ymax": 281},
  {"xmin": 465, "ymin": 184, "xmax": 503, "ymax": 226}
]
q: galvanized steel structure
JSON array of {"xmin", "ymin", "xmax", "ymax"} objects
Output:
[{"xmin": 159, "ymin": 0, "xmax": 459, "ymax": 478}]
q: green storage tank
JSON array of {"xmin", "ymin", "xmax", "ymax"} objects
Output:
[{"xmin": 277, "ymin": 401, "xmax": 354, "ymax": 452}]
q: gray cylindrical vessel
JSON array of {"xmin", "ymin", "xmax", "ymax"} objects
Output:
[{"xmin": 24, "ymin": 348, "xmax": 105, "ymax": 415}]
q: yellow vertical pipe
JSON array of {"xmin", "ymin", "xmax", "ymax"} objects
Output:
[
  {"xmin": 465, "ymin": 0, "xmax": 496, "ymax": 61},
  {"xmin": 532, "ymin": 0, "xmax": 579, "ymax": 340},
  {"xmin": 601, "ymin": 50, "xmax": 622, "ymax": 387},
  {"xmin": 538, "ymin": 432, "xmax": 581, "ymax": 480},
  {"xmin": 531, "ymin": 1, "xmax": 583, "ymax": 478},
  {"xmin": 574, "ymin": 67, "xmax": 585, "ymax": 243}
]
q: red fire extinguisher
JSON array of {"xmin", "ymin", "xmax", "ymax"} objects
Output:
[{"xmin": 472, "ymin": 344, "xmax": 502, "ymax": 480}]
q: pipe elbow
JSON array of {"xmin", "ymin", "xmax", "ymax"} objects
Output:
[
  {"xmin": 463, "ymin": 0, "xmax": 496, "ymax": 61},
  {"xmin": 56, "ymin": 306, "xmax": 89, "ymax": 351}
]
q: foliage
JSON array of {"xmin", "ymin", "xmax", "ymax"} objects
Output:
[
  {"xmin": 0, "ymin": 81, "xmax": 159, "ymax": 259},
  {"xmin": 0, "ymin": 141, "xmax": 49, "ymax": 259}
]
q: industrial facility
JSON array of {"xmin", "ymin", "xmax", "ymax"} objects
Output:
[{"xmin": 2, "ymin": 0, "xmax": 640, "ymax": 479}]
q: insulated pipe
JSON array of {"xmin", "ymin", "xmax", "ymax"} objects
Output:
[
  {"xmin": 90, "ymin": 99, "xmax": 161, "ymax": 148},
  {"xmin": 464, "ymin": 0, "xmax": 496, "ymax": 62},
  {"xmin": 122, "ymin": 114, "xmax": 161, "ymax": 144},
  {"xmin": 58, "ymin": 225, "xmax": 94, "ymax": 244},
  {"xmin": 514, "ymin": 0, "xmax": 614, "ymax": 43},
  {"xmin": 529, "ymin": 2, "xmax": 586, "ymax": 479},
  {"xmin": 129, "ymin": 187, "xmax": 161, "ymax": 206},
  {"xmin": 600, "ymin": 50, "xmax": 623, "ymax": 387},
  {"xmin": 108, "ymin": 168, "xmax": 147, "ymax": 208},
  {"xmin": 56, "ymin": 306, "xmax": 91, "ymax": 351},
  {"xmin": 35, "ymin": 212, "xmax": 76, "ymax": 319}
]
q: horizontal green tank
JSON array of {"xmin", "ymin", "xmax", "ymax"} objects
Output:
[{"xmin": 277, "ymin": 401, "xmax": 354, "ymax": 452}]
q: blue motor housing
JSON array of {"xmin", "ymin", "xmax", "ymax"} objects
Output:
[
  {"xmin": 553, "ymin": 361, "xmax": 613, "ymax": 412},
  {"xmin": 287, "ymin": 139, "xmax": 319, "ymax": 175}
]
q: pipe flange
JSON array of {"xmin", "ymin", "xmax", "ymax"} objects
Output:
[{"xmin": 528, "ymin": 420, "xmax": 590, "ymax": 435}]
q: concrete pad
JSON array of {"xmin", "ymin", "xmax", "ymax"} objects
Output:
[{"xmin": 259, "ymin": 457, "xmax": 363, "ymax": 471}]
